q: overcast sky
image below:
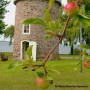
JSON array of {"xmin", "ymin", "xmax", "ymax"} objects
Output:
[
  {"xmin": 4, "ymin": 0, "xmax": 15, "ymax": 26},
  {"xmin": 1, "ymin": 0, "xmax": 67, "ymax": 41}
]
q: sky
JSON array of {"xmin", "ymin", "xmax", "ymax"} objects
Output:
[
  {"xmin": 0, "ymin": 0, "xmax": 67, "ymax": 41},
  {"xmin": 4, "ymin": 0, "xmax": 16, "ymax": 26}
]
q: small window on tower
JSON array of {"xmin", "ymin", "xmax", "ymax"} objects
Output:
[{"xmin": 22, "ymin": 24, "xmax": 30, "ymax": 34}]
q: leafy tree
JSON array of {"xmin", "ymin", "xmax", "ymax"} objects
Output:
[
  {"xmin": 0, "ymin": 0, "xmax": 9, "ymax": 34},
  {"xmin": 66, "ymin": 0, "xmax": 90, "ymax": 41},
  {"xmin": 61, "ymin": 0, "xmax": 90, "ymax": 54},
  {"xmin": 4, "ymin": 25, "xmax": 14, "ymax": 45},
  {"xmin": 66, "ymin": 0, "xmax": 90, "ymax": 71}
]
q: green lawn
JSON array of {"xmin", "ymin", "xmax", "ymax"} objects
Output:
[{"xmin": 0, "ymin": 59, "xmax": 90, "ymax": 90}]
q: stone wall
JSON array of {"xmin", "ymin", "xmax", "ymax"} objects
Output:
[{"xmin": 13, "ymin": 0, "xmax": 61, "ymax": 60}]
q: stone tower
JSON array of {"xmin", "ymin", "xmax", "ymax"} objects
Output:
[{"xmin": 13, "ymin": 0, "xmax": 61, "ymax": 60}]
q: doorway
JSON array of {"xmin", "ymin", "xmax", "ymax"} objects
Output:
[
  {"xmin": 22, "ymin": 41, "xmax": 29, "ymax": 59},
  {"xmin": 21, "ymin": 40, "xmax": 37, "ymax": 61}
]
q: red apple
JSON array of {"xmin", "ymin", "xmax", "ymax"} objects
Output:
[
  {"xmin": 64, "ymin": 2, "xmax": 79, "ymax": 17},
  {"xmin": 36, "ymin": 77, "xmax": 49, "ymax": 89},
  {"xmin": 84, "ymin": 61, "xmax": 90, "ymax": 68}
]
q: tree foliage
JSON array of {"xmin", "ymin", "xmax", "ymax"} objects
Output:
[
  {"xmin": 63, "ymin": 0, "xmax": 90, "ymax": 45},
  {"xmin": 0, "ymin": 0, "xmax": 9, "ymax": 34},
  {"xmin": 4, "ymin": 25, "xmax": 14, "ymax": 45}
]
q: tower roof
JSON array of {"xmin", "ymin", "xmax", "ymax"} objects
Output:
[{"xmin": 14, "ymin": 0, "xmax": 61, "ymax": 5}]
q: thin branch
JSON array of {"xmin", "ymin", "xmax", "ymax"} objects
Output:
[
  {"xmin": 43, "ymin": 66, "xmax": 48, "ymax": 76},
  {"xmin": 32, "ymin": 64, "xmax": 43, "ymax": 67},
  {"xmin": 31, "ymin": 17, "xmax": 70, "ymax": 76},
  {"xmin": 42, "ymin": 16, "xmax": 70, "ymax": 66}
]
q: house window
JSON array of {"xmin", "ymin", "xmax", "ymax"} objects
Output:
[{"xmin": 22, "ymin": 24, "xmax": 30, "ymax": 34}]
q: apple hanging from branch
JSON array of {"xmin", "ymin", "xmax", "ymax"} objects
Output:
[
  {"xmin": 84, "ymin": 61, "xmax": 90, "ymax": 69},
  {"xmin": 64, "ymin": 2, "xmax": 79, "ymax": 17},
  {"xmin": 36, "ymin": 77, "xmax": 50, "ymax": 89}
]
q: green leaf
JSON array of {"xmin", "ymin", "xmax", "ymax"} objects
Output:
[
  {"xmin": 49, "ymin": 0, "xmax": 55, "ymax": 8},
  {"xmin": 78, "ymin": 14, "xmax": 90, "ymax": 26},
  {"xmin": 22, "ymin": 59, "xmax": 32, "ymax": 67},
  {"xmin": 26, "ymin": 45, "xmax": 33, "ymax": 59},
  {"xmin": 46, "ymin": 75, "xmax": 53, "ymax": 80},
  {"xmin": 47, "ymin": 69, "xmax": 60, "ymax": 75},
  {"xmin": 44, "ymin": 0, "xmax": 55, "ymax": 22},
  {"xmin": 7, "ymin": 62, "xmax": 22, "ymax": 70},
  {"xmin": 23, "ymin": 18, "xmax": 46, "ymax": 26},
  {"xmin": 37, "ymin": 72, "xmax": 44, "ymax": 77},
  {"xmin": 45, "ymin": 20, "xmax": 57, "ymax": 32},
  {"xmin": 74, "ymin": 61, "xmax": 82, "ymax": 70},
  {"xmin": 50, "ymin": 20, "xmax": 57, "ymax": 29},
  {"xmin": 44, "ymin": 8, "xmax": 51, "ymax": 22}
]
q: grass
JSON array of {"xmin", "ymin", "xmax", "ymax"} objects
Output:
[
  {"xmin": 0, "ymin": 59, "xmax": 90, "ymax": 90},
  {"xmin": 60, "ymin": 54, "xmax": 90, "ymax": 60}
]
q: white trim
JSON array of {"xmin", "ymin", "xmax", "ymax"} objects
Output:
[
  {"xmin": 29, "ymin": 41, "xmax": 37, "ymax": 61},
  {"xmin": 22, "ymin": 24, "xmax": 31, "ymax": 34},
  {"xmin": 20, "ymin": 40, "xmax": 37, "ymax": 61}
]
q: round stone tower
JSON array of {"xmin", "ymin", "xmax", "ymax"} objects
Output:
[{"xmin": 13, "ymin": 0, "xmax": 61, "ymax": 60}]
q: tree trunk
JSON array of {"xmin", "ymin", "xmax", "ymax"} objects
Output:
[{"xmin": 71, "ymin": 45, "xmax": 73, "ymax": 55}]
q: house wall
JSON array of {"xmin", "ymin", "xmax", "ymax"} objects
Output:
[{"xmin": 13, "ymin": 0, "xmax": 61, "ymax": 60}]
